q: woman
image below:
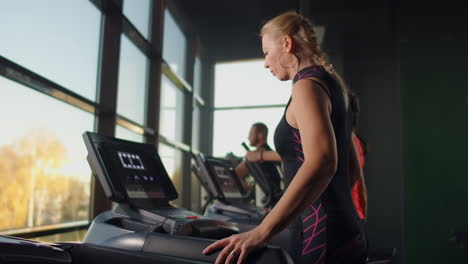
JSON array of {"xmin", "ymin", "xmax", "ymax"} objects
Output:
[{"xmin": 203, "ymin": 11, "xmax": 367, "ymax": 264}]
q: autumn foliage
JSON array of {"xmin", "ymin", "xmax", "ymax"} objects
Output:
[{"xmin": 0, "ymin": 129, "xmax": 89, "ymax": 231}]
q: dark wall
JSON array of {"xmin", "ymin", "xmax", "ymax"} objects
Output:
[
  {"xmin": 175, "ymin": 0, "xmax": 299, "ymax": 62},
  {"xmin": 321, "ymin": 4, "xmax": 468, "ymax": 263},
  {"xmin": 340, "ymin": 4, "xmax": 404, "ymax": 263},
  {"xmin": 399, "ymin": 5, "xmax": 468, "ymax": 263}
]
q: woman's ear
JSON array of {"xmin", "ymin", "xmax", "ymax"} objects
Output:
[{"xmin": 283, "ymin": 35, "xmax": 293, "ymax": 52}]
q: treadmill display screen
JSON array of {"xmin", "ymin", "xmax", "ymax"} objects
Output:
[
  {"xmin": 210, "ymin": 164, "xmax": 242, "ymax": 198},
  {"xmin": 108, "ymin": 149, "xmax": 165, "ymax": 199},
  {"xmin": 83, "ymin": 131, "xmax": 178, "ymax": 204}
]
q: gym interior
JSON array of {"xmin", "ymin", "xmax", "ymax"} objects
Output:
[{"xmin": 0, "ymin": 0, "xmax": 467, "ymax": 263}]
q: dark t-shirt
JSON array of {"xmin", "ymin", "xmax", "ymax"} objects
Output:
[{"xmin": 258, "ymin": 144, "xmax": 282, "ymax": 196}]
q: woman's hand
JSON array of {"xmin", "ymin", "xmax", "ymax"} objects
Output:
[
  {"xmin": 245, "ymin": 151, "xmax": 261, "ymax": 162},
  {"xmin": 202, "ymin": 227, "xmax": 269, "ymax": 264}
]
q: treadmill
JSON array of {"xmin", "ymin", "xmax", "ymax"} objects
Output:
[
  {"xmin": 240, "ymin": 143, "xmax": 284, "ymax": 209},
  {"xmin": 192, "ymin": 153, "xmax": 267, "ymax": 225},
  {"xmin": 192, "ymin": 153, "xmax": 291, "ymax": 251},
  {"xmin": 0, "ymin": 234, "xmax": 205, "ymax": 264},
  {"xmin": 82, "ymin": 131, "xmax": 293, "ymax": 264}
]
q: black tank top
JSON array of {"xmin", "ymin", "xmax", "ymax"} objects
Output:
[{"xmin": 273, "ymin": 65, "xmax": 360, "ymax": 254}]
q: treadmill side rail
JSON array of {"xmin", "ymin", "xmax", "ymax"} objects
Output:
[
  {"xmin": 0, "ymin": 235, "xmax": 71, "ymax": 264},
  {"xmin": 143, "ymin": 233, "xmax": 294, "ymax": 264}
]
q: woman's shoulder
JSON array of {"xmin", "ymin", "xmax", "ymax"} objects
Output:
[
  {"xmin": 293, "ymin": 65, "xmax": 327, "ymax": 83},
  {"xmin": 292, "ymin": 77, "xmax": 331, "ymax": 101}
]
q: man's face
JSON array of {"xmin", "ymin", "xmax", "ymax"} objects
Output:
[{"xmin": 248, "ymin": 127, "xmax": 257, "ymax": 146}]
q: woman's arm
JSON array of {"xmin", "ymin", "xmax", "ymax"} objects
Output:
[{"xmin": 203, "ymin": 79, "xmax": 337, "ymax": 264}]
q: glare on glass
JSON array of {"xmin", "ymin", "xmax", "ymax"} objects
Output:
[
  {"xmin": 117, "ymin": 35, "xmax": 149, "ymax": 126},
  {"xmin": 162, "ymin": 9, "xmax": 187, "ymax": 78},
  {"xmin": 0, "ymin": 77, "xmax": 94, "ymax": 231},
  {"xmin": 213, "ymin": 59, "xmax": 293, "ymax": 157},
  {"xmin": 115, "ymin": 125, "xmax": 144, "ymax": 143},
  {"xmin": 158, "ymin": 144, "xmax": 183, "ymax": 207},
  {"xmin": 214, "ymin": 59, "xmax": 291, "ymax": 107},
  {"xmin": 31, "ymin": 229, "xmax": 87, "ymax": 243},
  {"xmin": 0, "ymin": 0, "xmax": 100, "ymax": 101},
  {"xmin": 193, "ymin": 56, "xmax": 203, "ymax": 97},
  {"xmin": 213, "ymin": 108, "xmax": 284, "ymax": 158},
  {"xmin": 123, "ymin": 0, "xmax": 151, "ymax": 39},
  {"xmin": 192, "ymin": 106, "xmax": 201, "ymax": 150},
  {"xmin": 159, "ymin": 75, "xmax": 184, "ymax": 142}
]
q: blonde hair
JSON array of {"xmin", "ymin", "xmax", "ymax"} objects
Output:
[{"xmin": 261, "ymin": 11, "xmax": 348, "ymax": 107}]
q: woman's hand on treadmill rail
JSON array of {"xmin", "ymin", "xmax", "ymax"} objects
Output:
[{"xmin": 203, "ymin": 227, "xmax": 269, "ymax": 264}]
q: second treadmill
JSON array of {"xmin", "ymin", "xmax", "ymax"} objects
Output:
[{"xmin": 193, "ymin": 153, "xmax": 268, "ymax": 225}]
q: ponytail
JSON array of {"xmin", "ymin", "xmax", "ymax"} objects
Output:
[{"xmin": 261, "ymin": 11, "xmax": 349, "ymax": 107}]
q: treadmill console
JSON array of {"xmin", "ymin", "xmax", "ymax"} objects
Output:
[
  {"xmin": 208, "ymin": 158, "xmax": 244, "ymax": 199},
  {"xmin": 83, "ymin": 131, "xmax": 177, "ymax": 207},
  {"xmin": 83, "ymin": 132, "xmax": 238, "ymax": 238},
  {"xmin": 195, "ymin": 154, "xmax": 246, "ymax": 200},
  {"xmin": 194, "ymin": 153, "xmax": 268, "ymax": 222}
]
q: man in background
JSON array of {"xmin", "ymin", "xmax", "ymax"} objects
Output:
[{"xmin": 233, "ymin": 123, "xmax": 283, "ymax": 204}]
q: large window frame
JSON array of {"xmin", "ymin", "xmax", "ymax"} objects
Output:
[{"xmin": 0, "ymin": 0, "xmax": 210, "ymax": 239}]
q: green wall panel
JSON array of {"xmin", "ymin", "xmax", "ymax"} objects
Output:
[{"xmin": 401, "ymin": 36, "xmax": 468, "ymax": 263}]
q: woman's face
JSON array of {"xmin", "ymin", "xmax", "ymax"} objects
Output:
[{"xmin": 262, "ymin": 33, "xmax": 289, "ymax": 81}]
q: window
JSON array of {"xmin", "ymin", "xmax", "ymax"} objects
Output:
[
  {"xmin": 192, "ymin": 56, "xmax": 204, "ymax": 150},
  {"xmin": 159, "ymin": 75, "xmax": 184, "ymax": 142},
  {"xmin": 213, "ymin": 59, "xmax": 291, "ymax": 157},
  {"xmin": 192, "ymin": 106, "xmax": 202, "ymax": 150},
  {"xmin": 213, "ymin": 108, "xmax": 284, "ymax": 157},
  {"xmin": 158, "ymin": 144, "xmax": 183, "ymax": 207},
  {"xmin": 117, "ymin": 35, "xmax": 149, "ymax": 125},
  {"xmin": 214, "ymin": 60, "xmax": 291, "ymax": 107},
  {"xmin": 193, "ymin": 56, "xmax": 203, "ymax": 97},
  {"xmin": 123, "ymin": 0, "xmax": 151, "ymax": 39},
  {"xmin": 31, "ymin": 229, "xmax": 87, "ymax": 243},
  {"xmin": 158, "ymin": 7, "xmax": 190, "ymax": 209},
  {"xmin": 0, "ymin": 1, "xmax": 100, "ymax": 101},
  {"xmin": 115, "ymin": 125, "xmax": 144, "ymax": 143},
  {"xmin": 162, "ymin": 9, "xmax": 187, "ymax": 78},
  {"xmin": 0, "ymin": 77, "xmax": 94, "ymax": 231}
]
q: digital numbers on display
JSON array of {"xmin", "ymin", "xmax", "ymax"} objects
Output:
[
  {"xmin": 118, "ymin": 151, "xmax": 145, "ymax": 170},
  {"xmin": 214, "ymin": 166, "xmax": 230, "ymax": 179}
]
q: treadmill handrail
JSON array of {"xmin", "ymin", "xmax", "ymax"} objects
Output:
[
  {"xmin": 191, "ymin": 163, "xmax": 216, "ymax": 212},
  {"xmin": 244, "ymin": 161, "xmax": 284, "ymax": 209},
  {"xmin": 142, "ymin": 232, "xmax": 293, "ymax": 264},
  {"xmin": 194, "ymin": 153, "xmax": 227, "ymax": 202}
]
